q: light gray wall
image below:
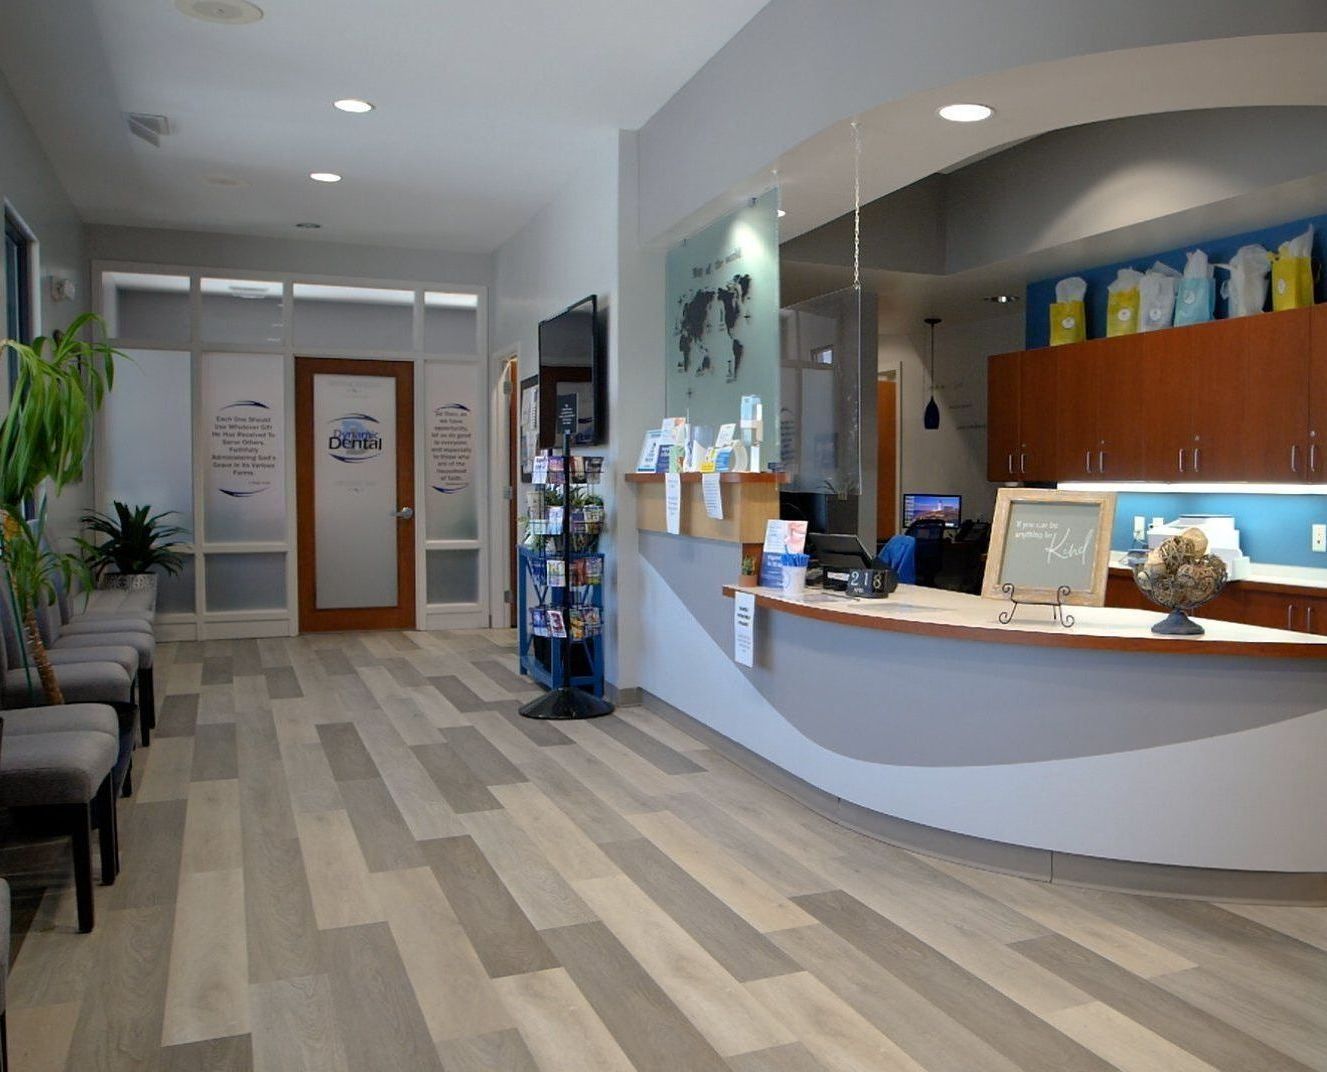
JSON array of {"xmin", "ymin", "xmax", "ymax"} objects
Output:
[
  {"xmin": 0, "ymin": 69, "xmax": 91, "ymax": 538},
  {"xmin": 943, "ymin": 106, "xmax": 1327, "ymax": 274},
  {"xmin": 635, "ymin": 0, "xmax": 1327, "ymax": 242},
  {"xmin": 882, "ymin": 312, "xmax": 1024, "ymax": 526}
]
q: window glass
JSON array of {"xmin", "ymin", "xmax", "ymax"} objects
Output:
[
  {"xmin": 293, "ymin": 283, "xmax": 413, "ymax": 352},
  {"xmin": 426, "ymin": 549, "xmax": 479, "ymax": 605},
  {"xmin": 102, "ymin": 272, "xmax": 191, "ymax": 343},
  {"xmin": 100, "ymin": 349, "xmax": 193, "ymax": 522},
  {"xmin": 200, "ymin": 278, "xmax": 284, "ymax": 346},
  {"xmin": 205, "ymin": 553, "xmax": 286, "ymax": 611},
  {"xmin": 201, "ymin": 352, "xmax": 286, "ymax": 542},
  {"xmin": 424, "ymin": 361, "xmax": 480, "ymax": 540},
  {"xmin": 424, "ymin": 292, "xmax": 478, "ymax": 353}
]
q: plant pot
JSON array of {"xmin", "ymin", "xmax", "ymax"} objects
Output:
[
  {"xmin": 737, "ymin": 574, "xmax": 758, "ymax": 588},
  {"xmin": 97, "ymin": 572, "xmax": 158, "ymax": 595}
]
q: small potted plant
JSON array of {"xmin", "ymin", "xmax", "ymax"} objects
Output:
[
  {"xmin": 738, "ymin": 554, "xmax": 759, "ymax": 587},
  {"xmin": 76, "ymin": 502, "xmax": 189, "ymax": 598}
]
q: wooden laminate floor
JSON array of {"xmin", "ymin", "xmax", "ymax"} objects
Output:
[{"xmin": 3, "ymin": 629, "xmax": 1326, "ymax": 1071}]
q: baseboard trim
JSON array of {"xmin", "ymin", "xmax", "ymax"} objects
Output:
[
  {"xmin": 606, "ymin": 684, "xmax": 643, "ymax": 707},
  {"xmin": 640, "ymin": 689, "xmax": 1327, "ymax": 905}
]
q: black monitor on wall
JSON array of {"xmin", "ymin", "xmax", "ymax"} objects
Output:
[{"xmin": 538, "ymin": 295, "xmax": 604, "ymax": 447}]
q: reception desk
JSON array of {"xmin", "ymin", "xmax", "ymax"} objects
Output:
[{"xmin": 637, "ymin": 528, "xmax": 1327, "ymax": 903}]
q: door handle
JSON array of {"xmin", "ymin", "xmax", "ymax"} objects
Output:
[
  {"xmin": 1308, "ymin": 605, "xmax": 1315, "ymax": 633},
  {"xmin": 1292, "ymin": 444, "xmax": 1299, "ymax": 474},
  {"xmin": 1084, "ymin": 451, "xmax": 1092, "ymax": 474},
  {"xmin": 1098, "ymin": 450, "xmax": 1105, "ymax": 474},
  {"xmin": 1312, "ymin": 443, "xmax": 1319, "ymax": 474},
  {"xmin": 1288, "ymin": 604, "xmax": 1296, "ymax": 631},
  {"xmin": 393, "ymin": 506, "xmax": 415, "ymax": 520},
  {"xmin": 1019, "ymin": 452, "xmax": 1027, "ymax": 474},
  {"xmin": 1178, "ymin": 449, "xmax": 1185, "ymax": 473},
  {"xmin": 1007, "ymin": 453, "xmax": 1014, "ymax": 475},
  {"xmin": 1192, "ymin": 448, "xmax": 1200, "ymax": 473}
]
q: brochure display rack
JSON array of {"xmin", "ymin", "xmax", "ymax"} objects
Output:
[{"xmin": 517, "ymin": 435, "xmax": 613, "ymax": 719}]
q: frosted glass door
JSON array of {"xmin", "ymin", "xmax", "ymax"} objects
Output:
[
  {"xmin": 313, "ymin": 373, "xmax": 397, "ymax": 608},
  {"xmin": 296, "ymin": 356, "xmax": 415, "ymax": 631}
]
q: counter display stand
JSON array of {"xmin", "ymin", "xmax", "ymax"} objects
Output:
[{"xmin": 517, "ymin": 435, "xmax": 613, "ymax": 720}]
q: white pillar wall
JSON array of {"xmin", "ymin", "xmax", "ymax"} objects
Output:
[{"xmin": 93, "ymin": 263, "xmax": 488, "ymax": 641}]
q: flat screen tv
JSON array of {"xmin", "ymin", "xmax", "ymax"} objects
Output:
[
  {"xmin": 537, "ymin": 295, "xmax": 604, "ymax": 447},
  {"xmin": 903, "ymin": 493, "xmax": 961, "ymax": 529}
]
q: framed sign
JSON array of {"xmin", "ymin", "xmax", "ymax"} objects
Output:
[
  {"xmin": 519, "ymin": 374, "xmax": 539, "ymax": 482},
  {"xmin": 982, "ymin": 488, "xmax": 1116, "ymax": 606}
]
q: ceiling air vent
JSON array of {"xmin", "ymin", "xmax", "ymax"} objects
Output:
[{"xmin": 126, "ymin": 112, "xmax": 173, "ymax": 148}]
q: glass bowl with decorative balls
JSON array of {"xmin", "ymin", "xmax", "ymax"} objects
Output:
[{"xmin": 1126, "ymin": 527, "xmax": 1228, "ymax": 635}]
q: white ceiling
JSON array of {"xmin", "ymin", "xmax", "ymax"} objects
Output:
[{"xmin": 0, "ymin": 0, "xmax": 771, "ymax": 252}]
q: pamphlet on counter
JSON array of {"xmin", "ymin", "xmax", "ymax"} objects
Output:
[{"xmin": 759, "ymin": 519, "xmax": 808, "ymax": 587}]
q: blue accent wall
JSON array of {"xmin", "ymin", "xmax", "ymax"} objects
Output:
[
  {"xmin": 1026, "ymin": 212, "xmax": 1327, "ymax": 349},
  {"xmin": 1110, "ymin": 491, "xmax": 1327, "ymax": 567}
]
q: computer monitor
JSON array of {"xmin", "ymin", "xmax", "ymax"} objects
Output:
[{"xmin": 902, "ymin": 493, "xmax": 961, "ymax": 530}]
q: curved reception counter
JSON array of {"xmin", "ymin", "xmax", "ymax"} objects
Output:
[{"xmin": 635, "ymin": 527, "xmax": 1327, "ymax": 903}]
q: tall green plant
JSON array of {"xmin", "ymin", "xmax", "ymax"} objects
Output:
[
  {"xmin": 76, "ymin": 502, "xmax": 188, "ymax": 578},
  {"xmin": 0, "ymin": 313, "xmax": 122, "ymax": 705}
]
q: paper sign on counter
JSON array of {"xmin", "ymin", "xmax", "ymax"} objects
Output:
[
  {"xmin": 701, "ymin": 472, "xmax": 724, "ymax": 519},
  {"xmin": 733, "ymin": 590, "xmax": 755, "ymax": 667},
  {"xmin": 664, "ymin": 472, "xmax": 682, "ymax": 534}
]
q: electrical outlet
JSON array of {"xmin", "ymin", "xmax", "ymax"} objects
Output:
[
  {"xmin": 1133, "ymin": 515, "xmax": 1146, "ymax": 541},
  {"xmin": 1313, "ymin": 524, "xmax": 1326, "ymax": 553}
]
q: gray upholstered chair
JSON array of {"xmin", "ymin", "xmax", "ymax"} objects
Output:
[{"xmin": 0, "ymin": 712, "xmax": 119, "ymax": 932}]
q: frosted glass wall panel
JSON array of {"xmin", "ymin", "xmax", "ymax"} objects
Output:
[
  {"xmin": 424, "ymin": 362, "xmax": 480, "ymax": 540},
  {"xmin": 200, "ymin": 279, "xmax": 284, "ymax": 345},
  {"xmin": 201, "ymin": 352, "xmax": 287, "ymax": 542},
  {"xmin": 293, "ymin": 284, "xmax": 413, "ymax": 352},
  {"xmin": 156, "ymin": 556, "xmax": 196, "ymax": 615},
  {"xmin": 103, "ymin": 272, "xmax": 190, "ymax": 343},
  {"xmin": 424, "ymin": 294, "xmax": 478, "ymax": 353},
  {"xmin": 313, "ymin": 373, "xmax": 398, "ymax": 608},
  {"xmin": 100, "ymin": 349, "xmax": 193, "ymax": 520},
  {"xmin": 426, "ymin": 550, "xmax": 479, "ymax": 605},
  {"xmin": 205, "ymin": 553, "xmax": 286, "ymax": 611}
]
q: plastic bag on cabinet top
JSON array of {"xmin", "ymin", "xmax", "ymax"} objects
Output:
[
  {"xmin": 1219, "ymin": 244, "xmax": 1270, "ymax": 318},
  {"xmin": 1138, "ymin": 261, "xmax": 1181, "ymax": 333},
  {"xmin": 1106, "ymin": 268, "xmax": 1144, "ymax": 337},
  {"xmin": 1174, "ymin": 250, "xmax": 1215, "ymax": 326}
]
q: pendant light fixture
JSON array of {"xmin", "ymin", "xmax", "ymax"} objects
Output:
[{"xmin": 923, "ymin": 316, "xmax": 941, "ymax": 430}]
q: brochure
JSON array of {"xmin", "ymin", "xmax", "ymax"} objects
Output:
[
  {"xmin": 546, "ymin": 558, "xmax": 566, "ymax": 587},
  {"xmin": 637, "ymin": 429, "xmax": 665, "ymax": 473},
  {"xmin": 547, "ymin": 609, "xmax": 567, "ymax": 638},
  {"xmin": 758, "ymin": 519, "xmax": 808, "ymax": 587}
]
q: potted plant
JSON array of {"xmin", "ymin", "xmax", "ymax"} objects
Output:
[
  {"xmin": 738, "ymin": 554, "xmax": 759, "ymax": 587},
  {"xmin": 0, "ymin": 314, "xmax": 120, "ymax": 704},
  {"xmin": 76, "ymin": 502, "xmax": 188, "ymax": 596}
]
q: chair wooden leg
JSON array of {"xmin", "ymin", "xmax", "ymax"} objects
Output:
[
  {"xmin": 68, "ymin": 804, "xmax": 95, "ymax": 933},
  {"xmin": 139, "ymin": 667, "xmax": 156, "ymax": 743},
  {"xmin": 96, "ymin": 776, "xmax": 118, "ymax": 886}
]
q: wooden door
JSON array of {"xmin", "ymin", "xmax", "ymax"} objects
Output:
[
  {"xmin": 1053, "ymin": 340, "xmax": 1097, "ymax": 480},
  {"xmin": 986, "ymin": 351, "xmax": 1020, "ymax": 481},
  {"xmin": 1243, "ymin": 307, "xmax": 1310, "ymax": 481},
  {"xmin": 875, "ymin": 378, "xmax": 898, "ymax": 538},
  {"xmin": 1017, "ymin": 347, "xmax": 1058, "ymax": 481},
  {"xmin": 1185, "ymin": 318, "xmax": 1247, "ymax": 480},
  {"xmin": 1092, "ymin": 335, "xmax": 1145, "ymax": 479},
  {"xmin": 1309, "ymin": 304, "xmax": 1327, "ymax": 479},
  {"xmin": 295, "ymin": 357, "xmax": 416, "ymax": 631},
  {"xmin": 1139, "ymin": 328, "xmax": 1191, "ymax": 479}
]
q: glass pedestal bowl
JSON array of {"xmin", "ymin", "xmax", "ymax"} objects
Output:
[{"xmin": 1125, "ymin": 548, "xmax": 1229, "ymax": 636}]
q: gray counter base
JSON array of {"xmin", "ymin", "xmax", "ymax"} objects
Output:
[{"xmin": 642, "ymin": 689, "xmax": 1327, "ymax": 906}]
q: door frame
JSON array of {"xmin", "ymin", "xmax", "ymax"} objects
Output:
[
  {"xmin": 488, "ymin": 346, "xmax": 520, "ymax": 628},
  {"xmin": 295, "ymin": 355, "xmax": 417, "ymax": 631}
]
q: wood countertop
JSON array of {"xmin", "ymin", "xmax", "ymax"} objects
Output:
[{"xmin": 722, "ymin": 583, "xmax": 1327, "ymax": 659}]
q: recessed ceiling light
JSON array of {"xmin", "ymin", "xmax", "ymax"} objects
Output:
[
  {"xmin": 309, "ymin": 172, "xmax": 342, "ymax": 183},
  {"xmin": 938, "ymin": 102, "xmax": 994, "ymax": 123},
  {"xmin": 174, "ymin": 0, "xmax": 263, "ymax": 25},
  {"xmin": 984, "ymin": 294, "xmax": 1021, "ymax": 304},
  {"xmin": 333, "ymin": 98, "xmax": 374, "ymax": 114},
  {"xmin": 295, "ymin": 222, "xmax": 322, "ymax": 229},
  {"xmin": 777, "ymin": 209, "xmax": 787, "ymax": 218}
]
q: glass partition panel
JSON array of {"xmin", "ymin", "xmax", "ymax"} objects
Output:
[
  {"xmin": 102, "ymin": 271, "xmax": 190, "ymax": 343},
  {"xmin": 100, "ymin": 349, "xmax": 192, "ymax": 521},
  {"xmin": 426, "ymin": 549, "xmax": 479, "ymax": 605},
  {"xmin": 201, "ymin": 352, "xmax": 287, "ymax": 543},
  {"xmin": 424, "ymin": 292, "xmax": 478, "ymax": 354},
  {"xmin": 665, "ymin": 189, "xmax": 780, "ymax": 456},
  {"xmin": 200, "ymin": 278, "xmax": 284, "ymax": 346},
  {"xmin": 156, "ymin": 555, "xmax": 196, "ymax": 615},
  {"xmin": 205, "ymin": 552, "xmax": 286, "ymax": 611},
  {"xmin": 293, "ymin": 283, "xmax": 414, "ymax": 352},
  {"xmin": 424, "ymin": 361, "xmax": 480, "ymax": 541}
]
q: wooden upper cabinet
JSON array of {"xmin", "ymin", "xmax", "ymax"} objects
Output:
[
  {"xmin": 1243, "ymin": 307, "xmax": 1311, "ymax": 481},
  {"xmin": 1310, "ymin": 304, "xmax": 1327, "ymax": 480},
  {"xmin": 1018, "ymin": 346, "xmax": 1058, "ymax": 481},
  {"xmin": 1091, "ymin": 335, "xmax": 1144, "ymax": 479},
  {"xmin": 986, "ymin": 350, "xmax": 1020, "ymax": 482},
  {"xmin": 1054, "ymin": 341, "xmax": 1096, "ymax": 479}
]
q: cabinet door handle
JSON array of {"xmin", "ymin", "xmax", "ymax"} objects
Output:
[
  {"xmin": 1288, "ymin": 604, "xmax": 1296, "ymax": 631},
  {"xmin": 1308, "ymin": 605, "xmax": 1315, "ymax": 633},
  {"xmin": 1292, "ymin": 444, "xmax": 1299, "ymax": 473},
  {"xmin": 1098, "ymin": 450, "xmax": 1106, "ymax": 473},
  {"xmin": 1178, "ymin": 449, "xmax": 1185, "ymax": 473},
  {"xmin": 1020, "ymin": 452, "xmax": 1027, "ymax": 474},
  {"xmin": 1007, "ymin": 453, "xmax": 1014, "ymax": 475},
  {"xmin": 1084, "ymin": 451, "xmax": 1092, "ymax": 474},
  {"xmin": 1193, "ymin": 448, "xmax": 1201, "ymax": 473},
  {"xmin": 1312, "ymin": 443, "xmax": 1319, "ymax": 474}
]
